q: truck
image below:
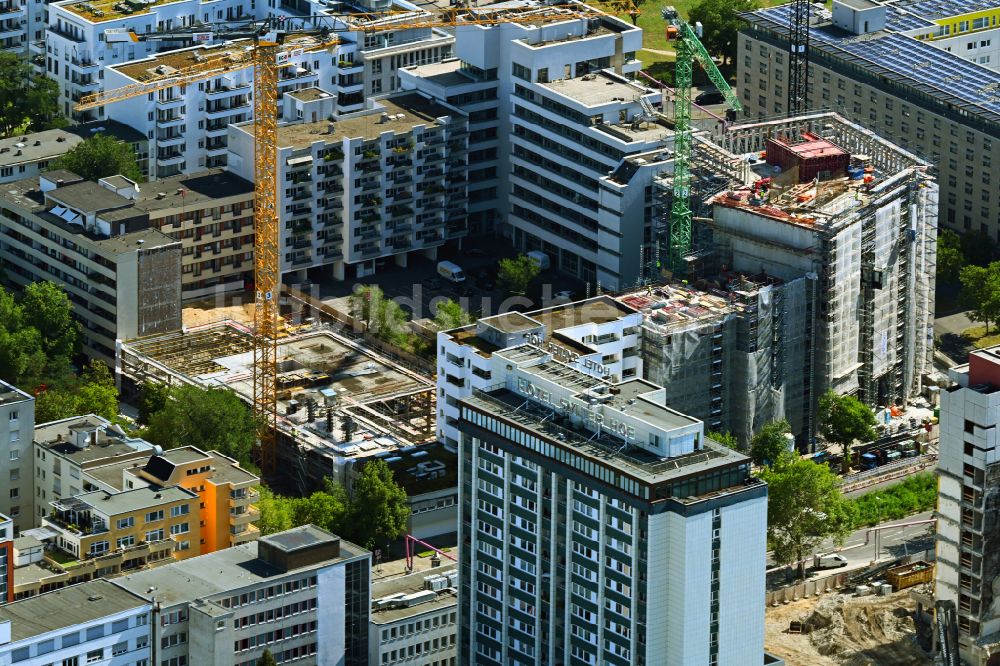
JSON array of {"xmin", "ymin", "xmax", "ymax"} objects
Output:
[
  {"xmin": 436, "ymin": 261, "xmax": 466, "ymax": 283},
  {"xmin": 526, "ymin": 250, "xmax": 550, "ymax": 270}
]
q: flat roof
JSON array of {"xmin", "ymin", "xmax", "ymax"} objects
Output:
[
  {"xmin": 745, "ymin": 5, "xmax": 1000, "ymax": 124},
  {"xmin": 63, "ymin": 0, "xmax": 189, "ymax": 23},
  {"xmin": 893, "ymin": 0, "xmax": 1000, "ymax": 23},
  {"xmin": 47, "ymin": 181, "xmax": 130, "ymax": 214},
  {"xmin": 541, "ymin": 71, "xmax": 653, "ymax": 107},
  {"xmin": 70, "ymin": 119, "xmax": 148, "ymax": 145},
  {"xmin": 838, "ymin": 0, "xmax": 880, "ymax": 9},
  {"xmin": 269, "ymin": 94, "xmax": 456, "ymax": 148},
  {"xmin": 259, "ymin": 525, "xmax": 337, "ymax": 553},
  {"xmin": 61, "ymin": 484, "xmax": 196, "ymax": 516},
  {"xmin": 479, "ymin": 311, "xmax": 538, "ymax": 334},
  {"xmin": 85, "ymin": 457, "xmax": 147, "ymax": 491},
  {"xmin": 0, "ymin": 580, "xmax": 148, "ymax": 642},
  {"xmin": 0, "ymin": 381, "xmax": 32, "ymax": 406},
  {"xmin": 154, "ymin": 447, "xmax": 258, "ymax": 485},
  {"xmin": 112, "ymin": 42, "xmax": 253, "ymax": 83},
  {"xmin": 287, "ymin": 87, "xmax": 335, "ymax": 103},
  {"xmin": 0, "ymin": 130, "xmax": 83, "ymax": 168},
  {"xmin": 112, "ymin": 536, "xmax": 367, "ymax": 608},
  {"xmin": 371, "ymin": 567, "xmax": 458, "ymax": 624},
  {"xmin": 400, "ymin": 59, "xmax": 474, "ymax": 87},
  {"xmin": 131, "ymin": 168, "xmax": 253, "ymax": 214}
]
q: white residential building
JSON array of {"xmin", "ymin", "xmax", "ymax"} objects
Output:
[
  {"xmin": 0, "ymin": 0, "xmax": 25, "ymax": 54},
  {"xmin": 400, "ymin": 3, "xmax": 667, "ymax": 288},
  {"xmin": 0, "ymin": 123, "xmax": 149, "ymax": 184},
  {"xmin": 0, "ymin": 514, "xmax": 11, "ymax": 605},
  {"xmin": 936, "ymin": 345, "xmax": 1000, "ymax": 665},
  {"xmin": 0, "ymin": 579, "xmax": 152, "ymax": 666},
  {"xmin": 436, "ymin": 296, "xmax": 643, "ymax": 451},
  {"xmin": 112, "ymin": 525, "xmax": 371, "ymax": 666},
  {"xmin": 228, "ymin": 92, "xmax": 468, "ymax": 281},
  {"xmin": 449, "ymin": 342, "xmax": 768, "ymax": 665},
  {"xmin": 369, "ymin": 566, "xmax": 457, "ymax": 666},
  {"xmin": 0, "ymin": 383, "xmax": 34, "ymax": 536}
]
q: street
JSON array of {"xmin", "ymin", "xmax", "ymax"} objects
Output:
[{"xmin": 767, "ymin": 511, "xmax": 935, "ymax": 590}]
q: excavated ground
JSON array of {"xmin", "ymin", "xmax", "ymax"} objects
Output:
[{"xmin": 765, "ymin": 587, "xmax": 933, "ymax": 665}]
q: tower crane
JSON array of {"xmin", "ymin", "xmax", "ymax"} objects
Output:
[
  {"xmin": 788, "ymin": 0, "xmax": 811, "ymax": 116},
  {"xmin": 661, "ymin": 7, "xmax": 742, "ymax": 275},
  {"xmin": 76, "ymin": 4, "xmax": 614, "ymax": 476}
]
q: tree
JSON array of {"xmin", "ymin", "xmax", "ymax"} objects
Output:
[
  {"xmin": 53, "ymin": 133, "xmax": 143, "ymax": 183},
  {"xmin": 707, "ymin": 430, "xmax": 738, "ymax": 450},
  {"xmin": 960, "ymin": 262, "xmax": 1000, "ymax": 334},
  {"xmin": 34, "ymin": 360, "xmax": 119, "ymax": 424},
  {"xmin": 292, "ymin": 479, "xmax": 349, "ymax": 534},
  {"xmin": 497, "ymin": 255, "xmax": 540, "ymax": 295},
  {"xmin": 345, "ymin": 460, "xmax": 410, "ymax": 550},
  {"xmin": 688, "ymin": 0, "xmax": 759, "ymax": 65},
  {"xmin": 960, "ymin": 230, "xmax": 998, "ymax": 268},
  {"xmin": 0, "ymin": 283, "xmax": 75, "ymax": 390},
  {"xmin": 22, "ymin": 281, "xmax": 79, "ymax": 375},
  {"xmin": 433, "ymin": 298, "xmax": 472, "ymax": 330},
  {"xmin": 257, "ymin": 487, "xmax": 294, "ymax": 536},
  {"xmin": 144, "ymin": 385, "xmax": 259, "ymax": 467},
  {"xmin": 349, "ymin": 286, "xmax": 410, "ymax": 344},
  {"xmin": 609, "ymin": 0, "xmax": 644, "ymax": 25},
  {"xmin": 138, "ymin": 381, "xmax": 170, "ymax": 425},
  {"xmin": 0, "ymin": 52, "xmax": 63, "ymax": 137},
  {"xmin": 759, "ymin": 458, "xmax": 853, "ymax": 579},
  {"xmin": 817, "ymin": 390, "xmax": 877, "ymax": 474},
  {"xmin": 257, "ymin": 649, "xmax": 277, "ymax": 666},
  {"xmin": 749, "ymin": 419, "xmax": 793, "ymax": 468},
  {"xmin": 937, "ymin": 229, "xmax": 963, "ymax": 284}
]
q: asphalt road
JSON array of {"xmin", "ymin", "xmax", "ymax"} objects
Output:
[{"xmin": 767, "ymin": 511, "xmax": 936, "ymax": 589}]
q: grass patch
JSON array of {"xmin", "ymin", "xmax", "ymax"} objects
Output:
[
  {"xmin": 46, "ymin": 549, "xmax": 79, "ymax": 566},
  {"xmin": 417, "ymin": 547, "xmax": 452, "ymax": 558},
  {"xmin": 962, "ymin": 325, "xmax": 1000, "ymax": 349},
  {"xmin": 845, "ymin": 472, "xmax": 937, "ymax": 529}
]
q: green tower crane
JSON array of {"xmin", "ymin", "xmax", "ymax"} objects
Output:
[{"xmin": 662, "ymin": 7, "xmax": 743, "ymax": 275}]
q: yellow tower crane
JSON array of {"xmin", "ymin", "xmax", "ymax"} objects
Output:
[{"xmin": 76, "ymin": 5, "xmax": 614, "ymax": 476}]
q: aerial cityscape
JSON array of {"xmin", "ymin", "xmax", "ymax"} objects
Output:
[{"xmin": 0, "ymin": 0, "xmax": 996, "ymax": 664}]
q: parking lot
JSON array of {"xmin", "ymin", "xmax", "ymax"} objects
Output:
[{"xmin": 307, "ymin": 242, "xmax": 588, "ymax": 322}]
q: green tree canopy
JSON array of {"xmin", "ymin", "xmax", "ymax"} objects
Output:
[
  {"xmin": 433, "ymin": 298, "xmax": 472, "ymax": 330},
  {"xmin": 144, "ymin": 385, "xmax": 259, "ymax": 467},
  {"xmin": 937, "ymin": 229, "xmax": 963, "ymax": 284},
  {"xmin": 0, "ymin": 282, "xmax": 77, "ymax": 390},
  {"xmin": 137, "ymin": 381, "xmax": 170, "ymax": 425},
  {"xmin": 257, "ymin": 649, "xmax": 277, "ymax": 666},
  {"xmin": 818, "ymin": 390, "xmax": 877, "ymax": 473},
  {"xmin": 53, "ymin": 133, "xmax": 143, "ymax": 183},
  {"xmin": 749, "ymin": 419, "xmax": 793, "ymax": 468},
  {"xmin": 35, "ymin": 360, "xmax": 119, "ymax": 424},
  {"xmin": 292, "ymin": 479, "xmax": 350, "ymax": 533},
  {"xmin": 349, "ymin": 285, "xmax": 410, "ymax": 344},
  {"xmin": 758, "ymin": 458, "xmax": 853, "ymax": 579},
  {"xmin": 960, "ymin": 230, "xmax": 998, "ymax": 268},
  {"xmin": 0, "ymin": 52, "xmax": 63, "ymax": 137},
  {"xmin": 345, "ymin": 459, "xmax": 410, "ymax": 550},
  {"xmin": 960, "ymin": 262, "xmax": 1000, "ymax": 334},
  {"xmin": 257, "ymin": 487, "xmax": 295, "ymax": 536},
  {"xmin": 688, "ymin": 0, "xmax": 759, "ymax": 65},
  {"xmin": 707, "ymin": 430, "xmax": 738, "ymax": 450},
  {"xmin": 497, "ymin": 255, "xmax": 540, "ymax": 295}
]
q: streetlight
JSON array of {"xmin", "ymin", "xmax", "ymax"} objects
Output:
[{"xmin": 874, "ymin": 495, "xmax": 882, "ymax": 562}]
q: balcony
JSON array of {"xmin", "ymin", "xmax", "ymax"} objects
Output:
[
  {"xmin": 231, "ymin": 523, "xmax": 259, "ymax": 544},
  {"xmin": 230, "ymin": 505, "xmax": 260, "ymax": 526},
  {"xmin": 205, "ymin": 82, "xmax": 251, "ymax": 97},
  {"xmin": 337, "ymin": 59, "xmax": 363, "ymax": 71},
  {"xmin": 155, "ymin": 95, "xmax": 184, "ymax": 110},
  {"xmin": 206, "ymin": 100, "xmax": 250, "ymax": 118},
  {"xmin": 157, "ymin": 133, "xmax": 185, "ymax": 147},
  {"xmin": 0, "ymin": 3, "xmax": 19, "ymax": 16},
  {"xmin": 156, "ymin": 151, "xmax": 185, "ymax": 167},
  {"xmin": 156, "ymin": 113, "xmax": 185, "ymax": 128},
  {"xmin": 205, "ymin": 120, "xmax": 230, "ymax": 134}
]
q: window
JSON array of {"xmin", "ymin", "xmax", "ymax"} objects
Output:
[
  {"xmin": 170, "ymin": 505, "xmax": 189, "ymax": 517},
  {"xmin": 9, "ymin": 449, "xmax": 19, "ymax": 461},
  {"xmin": 146, "ymin": 510, "xmax": 164, "ymax": 523},
  {"xmin": 9, "ymin": 487, "xmax": 17, "ymax": 499},
  {"xmin": 112, "ymin": 642, "xmax": 128, "ymax": 656},
  {"xmin": 170, "ymin": 522, "xmax": 189, "ymax": 535},
  {"xmin": 146, "ymin": 529, "xmax": 165, "ymax": 542},
  {"xmin": 117, "ymin": 516, "xmax": 135, "ymax": 529},
  {"xmin": 86, "ymin": 648, "xmax": 104, "ymax": 663},
  {"xmin": 117, "ymin": 535, "xmax": 135, "ymax": 549}
]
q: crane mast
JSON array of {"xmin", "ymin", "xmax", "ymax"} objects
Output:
[
  {"xmin": 662, "ymin": 8, "xmax": 742, "ymax": 276},
  {"xmin": 788, "ymin": 0, "xmax": 811, "ymax": 116}
]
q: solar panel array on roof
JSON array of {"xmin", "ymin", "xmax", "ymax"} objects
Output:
[
  {"xmin": 899, "ymin": 0, "xmax": 999, "ymax": 20},
  {"xmin": 883, "ymin": 5, "xmax": 935, "ymax": 31},
  {"xmin": 747, "ymin": 6, "xmax": 1000, "ymax": 124}
]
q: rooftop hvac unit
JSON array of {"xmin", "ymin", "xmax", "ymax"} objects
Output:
[{"xmin": 403, "ymin": 590, "xmax": 438, "ymax": 607}]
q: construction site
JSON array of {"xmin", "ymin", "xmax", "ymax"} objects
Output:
[
  {"xmin": 117, "ymin": 320, "xmax": 439, "ymax": 492},
  {"xmin": 632, "ymin": 111, "xmax": 939, "ymax": 448}
]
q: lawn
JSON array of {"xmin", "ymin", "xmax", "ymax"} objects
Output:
[{"xmin": 962, "ymin": 325, "xmax": 1000, "ymax": 349}]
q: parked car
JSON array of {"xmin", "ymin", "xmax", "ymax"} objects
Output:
[
  {"xmin": 695, "ymin": 90, "xmax": 726, "ymax": 106},
  {"xmin": 421, "ymin": 276, "xmax": 442, "ymax": 290}
]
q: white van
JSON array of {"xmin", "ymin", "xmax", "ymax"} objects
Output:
[
  {"xmin": 527, "ymin": 250, "xmax": 550, "ymax": 270},
  {"xmin": 437, "ymin": 260, "xmax": 466, "ymax": 283},
  {"xmin": 813, "ymin": 554, "xmax": 848, "ymax": 570}
]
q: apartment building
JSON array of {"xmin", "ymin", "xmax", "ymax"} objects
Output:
[
  {"xmin": 0, "ymin": 515, "xmax": 11, "ymax": 604},
  {"xmin": 739, "ymin": 0, "xmax": 1000, "ymax": 238},
  {"xmin": 450, "ymin": 343, "xmax": 768, "ymax": 665},
  {"xmin": 112, "ymin": 525, "xmax": 371, "ymax": 666},
  {"xmin": 228, "ymin": 92, "xmax": 468, "ymax": 281},
  {"xmin": 436, "ymin": 296, "xmax": 644, "ymax": 450},
  {"xmin": 0, "ymin": 171, "xmax": 181, "ymax": 363},
  {"xmin": 0, "ymin": 0, "xmax": 23, "ymax": 54},
  {"xmin": 400, "ymin": 3, "xmax": 658, "ymax": 287},
  {"xmin": 370, "ymin": 566, "xmax": 458, "ymax": 666},
  {"xmin": 0, "ymin": 383, "xmax": 35, "ymax": 536},
  {"xmin": 936, "ymin": 345, "xmax": 1000, "ymax": 665},
  {"xmin": 0, "ymin": 579, "xmax": 152, "ymax": 666},
  {"xmin": 41, "ymin": 484, "xmax": 200, "ymax": 565},
  {"xmin": 32, "ymin": 414, "xmax": 154, "ymax": 523}
]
